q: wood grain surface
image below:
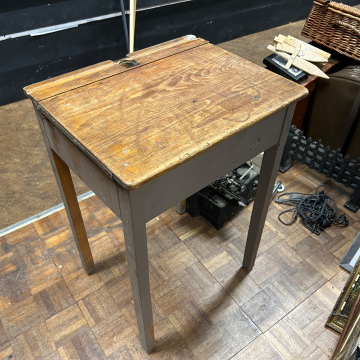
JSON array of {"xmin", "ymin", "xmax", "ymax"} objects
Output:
[
  {"xmin": 26, "ymin": 37, "xmax": 307, "ymax": 190},
  {"xmin": 24, "ymin": 36, "xmax": 208, "ymax": 102}
]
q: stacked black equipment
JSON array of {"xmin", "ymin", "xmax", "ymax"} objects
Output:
[{"xmin": 186, "ymin": 162, "xmax": 258, "ymax": 229}]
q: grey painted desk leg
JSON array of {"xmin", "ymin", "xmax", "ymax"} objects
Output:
[
  {"xmin": 118, "ymin": 187, "xmax": 155, "ymax": 353},
  {"xmin": 33, "ymin": 104, "xmax": 94, "ymax": 274},
  {"xmin": 175, "ymin": 200, "xmax": 187, "ymax": 215},
  {"xmin": 243, "ymin": 106, "xmax": 295, "ymax": 271}
]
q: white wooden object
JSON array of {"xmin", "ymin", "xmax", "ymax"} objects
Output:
[
  {"xmin": 267, "ymin": 45, "xmax": 330, "ymax": 79},
  {"xmin": 275, "ymin": 42, "xmax": 328, "ymax": 62},
  {"xmin": 275, "ymin": 34, "xmax": 331, "ymax": 60}
]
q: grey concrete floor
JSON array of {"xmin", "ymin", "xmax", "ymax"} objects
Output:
[
  {"xmin": 0, "ymin": 18, "xmax": 325, "ymax": 229},
  {"xmin": 218, "ymin": 19, "xmax": 307, "ymax": 66}
]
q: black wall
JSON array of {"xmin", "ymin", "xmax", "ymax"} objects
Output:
[
  {"xmin": 1, "ymin": 0, "xmax": 359, "ymax": 105},
  {"xmin": 0, "ymin": 0, "xmax": 176, "ymax": 35}
]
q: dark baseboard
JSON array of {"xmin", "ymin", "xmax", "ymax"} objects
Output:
[{"xmin": 2, "ymin": 0, "xmax": 359, "ymax": 106}]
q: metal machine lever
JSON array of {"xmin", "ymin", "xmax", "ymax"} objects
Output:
[{"xmin": 272, "ymin": 181, "xmax": 285, "ymax": 197}]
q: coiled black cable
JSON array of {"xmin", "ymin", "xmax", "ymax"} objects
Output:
[{"xmin": 275, "ymin": 184, "xmax": 349, "ymax": 235}]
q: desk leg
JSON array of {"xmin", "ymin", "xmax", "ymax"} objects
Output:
[
  {"xmin": 118, "ymin": 188, "xmax": 155, "ymax": 353},
  {"xmin": 33, "ymin": 105, "xmax": 94, "ymax": 274},
  {"xmin": 175, "ymin": 200, "xmax": 187, "ymax": 215},
  {"xmin": 243, "ymin": 106, "xmax": 295, "ymax": 271}
]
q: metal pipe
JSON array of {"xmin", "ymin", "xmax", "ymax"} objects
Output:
[{"xmin": 119, "ymin": 0, "xmax": 129, "ymax": 53}]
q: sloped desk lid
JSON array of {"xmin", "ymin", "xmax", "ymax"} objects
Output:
[{"xmin": 25, "ymin": 35, "xmax": 308, "ymax": 190}]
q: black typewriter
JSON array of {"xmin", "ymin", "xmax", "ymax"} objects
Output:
[{"xmin": 186, "ymin": 162, "xmax": 258, "ymax": 229}]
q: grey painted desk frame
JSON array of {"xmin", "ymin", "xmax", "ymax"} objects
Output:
[{"xmin": 33, "ymin": 102, "xmax": 296, "ymax": 353}]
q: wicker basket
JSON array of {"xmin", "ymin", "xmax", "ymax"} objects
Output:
[{"xmin": 302, "ymin": 0, "xmax": 360, "ymax": 61}]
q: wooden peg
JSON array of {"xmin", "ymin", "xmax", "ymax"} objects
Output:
[
  {"xmin": 274, "ymin": 34, "xmax": 286, "ymax": 43},
  {"xmin": 267, "ymin": 45, "xmax": 329, "ymax": 79},
  {"xmin": 285, "ymin": 46, "xmax": 301, "ymax": 69},
  {"xmin": 283, "ymin": 35, "xmax": 331, "ymax": 60},
  {"xmin": 275, "ymin": 42, "xmax": 328, "ymax": 63}
]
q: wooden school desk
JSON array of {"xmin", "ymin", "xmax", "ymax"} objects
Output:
[{"xmin": 24, "ymin": 36, "xmax": 308, "ymax": 353}]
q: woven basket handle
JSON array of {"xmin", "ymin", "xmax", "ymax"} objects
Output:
[
  {"xmin": 322, "ymin": 0, "xmax": 331, "ymax": 13},
  {"xmin": 334, "ymin": 20, "xmax": 360, "ymax": 36}
]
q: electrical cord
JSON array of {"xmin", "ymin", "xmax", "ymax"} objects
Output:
[{"xmin": 275, "ymin": 184, "xmax": 349, "ymax": 235}]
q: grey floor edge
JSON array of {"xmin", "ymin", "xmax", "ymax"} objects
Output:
[{"xmin": 0, "ymin": 191, "xmax": 95, "ymax": 237}]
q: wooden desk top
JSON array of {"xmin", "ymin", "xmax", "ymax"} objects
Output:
[{"xmin": 25, "ymin": 36, "xmax": 308, "ymax": 190}]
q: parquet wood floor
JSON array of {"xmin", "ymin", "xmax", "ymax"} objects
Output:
[{"xmin": 0, "ymin": 163, "xmax": 358, "ymax": 359}]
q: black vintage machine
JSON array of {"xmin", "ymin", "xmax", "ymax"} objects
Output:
[{"xmin": 186, "ymin": 162, "xmax": 259, "ymax": 229}]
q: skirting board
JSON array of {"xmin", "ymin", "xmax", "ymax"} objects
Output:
[{"xmin": 0, "ymin": 191, "xmax": 95, "ymax": 238}]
